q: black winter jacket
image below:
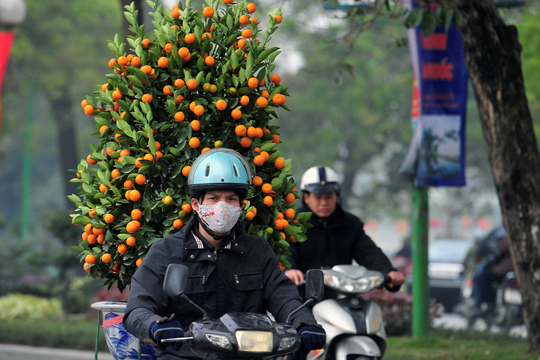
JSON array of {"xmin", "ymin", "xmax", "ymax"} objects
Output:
[
  {"xmin": 286, "ymin": 205, "xmax": 397, "ymax": 289},
  {"xmin": 124, "ymin": 216, "xmax": 315, "ymax": 359}
]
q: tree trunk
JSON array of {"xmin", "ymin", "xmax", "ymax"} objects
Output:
[
  {"xmin": 120, "ymin": 0, "xmax": 144, "ymax": 41},
  {"xmin": 50, "ymin": 88, "xmax": 79, "ymax": 208},
  {"xmin": 457, "ymin": 0, "xmax": 540, "ymax": 351},
  {"xmin": 340, "ymin": 165, "xmax": 355, "ymax": 210}
]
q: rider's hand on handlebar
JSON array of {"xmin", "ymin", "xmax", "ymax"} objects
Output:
[
  {"xmin": 150, "ymin": 320, "xmax": 184, "ymax": 351},
  {"xmin": 298, "ymin": 323, "xmax": 326, "ymax": 354},
  {"xmin": 387, "ymin": 271, "xmax": 405, "ymax": 289},
  {"xmin": 285, "ymin": 269, "xmax": 304, "ymax": 285}
]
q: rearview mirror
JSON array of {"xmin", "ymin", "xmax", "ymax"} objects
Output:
[
  {"xmin": 163, "ymin": 263, "xmax": 189, "ymax": 300},
  {"xmin": 305, "ymin": 269, "xmax": 324, "ymax": 302}
]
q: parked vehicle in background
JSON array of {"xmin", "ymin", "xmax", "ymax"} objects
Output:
[{"xmin": 401, "ymin": 239, "xmax": 473, "ymax": 313}]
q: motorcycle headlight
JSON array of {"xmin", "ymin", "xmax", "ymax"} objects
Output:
[
  {"xmin": 235, "ymin": 331, "xmax": 273, "ymax": 352},
  {"xmin": 324, "ymin": 274, "xmax": 383, "ymax": 293},
  {"xmin": 206, "ymin": 334, "xmax": 231, "ymax": 349}
]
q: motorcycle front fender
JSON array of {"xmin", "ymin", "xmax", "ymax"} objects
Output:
[{"xmin": 334, "ymin": 336, "xmax": 382, "ymax": 360}]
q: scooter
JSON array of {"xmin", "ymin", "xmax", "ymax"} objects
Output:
[
  {"xmin": 161, "ymin": 263, "xmax": 324, "ymax": 360},
  {"xmin": 307, "ymin": 265, "xmax": 391, "ymax": 360}
]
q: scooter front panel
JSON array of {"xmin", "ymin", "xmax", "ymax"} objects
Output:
[
  {"xmin": 364, "ymin": 302, "xmax": 385, "ymax": 337},
  {"xmin": 313, "ymin": 300, "xmax": 357, "ymax": 336},
  {"xmin": 335, "ymin": 336, "xmax": 381, "ymax": 360}
]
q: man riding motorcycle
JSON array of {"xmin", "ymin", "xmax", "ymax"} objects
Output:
[
  {"xmin": 123, "ymin": 149, "xmax": 326, "ymax": 359},
  {"xmin": 469, "ymin": 226, "xmax": 515, "ymax": 319},
  {"xmin": 284, "ymin": 166, "xmax": 404, "ymax": 290}
]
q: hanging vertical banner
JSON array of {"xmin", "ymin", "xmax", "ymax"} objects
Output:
[
  {"xmin": 396, "ymin": 2, "xmax": 468, "ymax": 187},
  {"xmin": 0, "ymin": 32, "xmax": 16, "ymax": 136},
  {"xmin": 0, "ymin": 32, "xmax": 15, "ymax": 92}
]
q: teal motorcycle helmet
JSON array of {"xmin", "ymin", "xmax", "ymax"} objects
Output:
[{"xmin": 188, "ymin": 148, "xmax": 252, "ymax": 200}]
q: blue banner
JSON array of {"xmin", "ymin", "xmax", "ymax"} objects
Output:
[{"xmin": 396, "ymin": 3, "xmax": 468, "ymax": 187}]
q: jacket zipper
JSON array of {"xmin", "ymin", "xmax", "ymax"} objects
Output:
[
  {"xmin": 234, "ymin": 274, "xmax": 239, "ymax": 284},
  {"xmin": 214, "ymin": 250, "xmax": 220, "ymax": 316},
  {"xmin": 201, "ymin": 275, "xmax": 206, "ymax": 284}
]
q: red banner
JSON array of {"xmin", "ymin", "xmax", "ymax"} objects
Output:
[
  {"xmin": 0, "ymin": 32, "xmax": 14, "ymax": 91},
  {"xmin": 0, "ymin": 32, "xmax": 15, "ymax": 136}
]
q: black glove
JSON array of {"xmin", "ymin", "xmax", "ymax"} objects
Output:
[
  {"xmin": 298, "ymin": 324, "xmax": 326, "ymax": 354},
  {"xmin": 149, "ymin": 320, "xmax": 184, "ymax": 351}
]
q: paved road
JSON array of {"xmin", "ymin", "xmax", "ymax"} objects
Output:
[{"xmin": 0, "ymin": 344, "xmax": 114, "ymax": 360}]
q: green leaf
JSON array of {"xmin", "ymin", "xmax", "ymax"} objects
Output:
[
  {"xmin": 170, "ymin": 164, "xmax": 183, "ymax": 178},
  {"xmin": 197, "ymin": 56, "xmax": 205, "ymax": 72},
  {"xmin": 294, "ymin": 233, "xmax": 307, "ymax": 242},
  {"xmin": 127, "ymin": 75, "xmax": 143, "ymax": 88},
  {"xmin": 278, "ymin": 240, "xmax": 290, "ymax": 248},
  {"xmin": 260, "ymin": 142, "xmax": 276, "ymax": 152},
  {"xmin": 107, "ymin": 42, "xmax": 119, "ymax": 56},
  {"xmin": 271, "ymin": 177, "xmax": 283, "ymax": 189},
  {"xmin": 68, "ymin": 195, "xmax": 81, "ymax": 204},
  {"xmin": 239, "ymin": 67, "xmax": 246, "ymax": 85},
  {"xmin": 124, "ymin": 11, "xmax": 135, "ymax": 26},
  {"xmin": 256, "ymin": 47, "xmax": 278, "ymax": 63},
  {"xmin": 284, "ymin": 225, "xmax": 299, "ymax": 236},
  {"xmin": 422, "ymin": 10, "xmax": 436, "ymax": 36},
  {"xmin": 227, "ymin": 33, "xmax": 239, "ymax": 46},
  {"xmin": 82, "ymin": 183, "xmax": 93, "ymax": 193},
  {"xmin": 184, "ymin": 69, "xmax": 193, "ymax": 81},
  {"xmin": 226, "ymin": 13, "xmax": 233, "ymax": 30},
  {"xmin": 295, "ymin": 212, "xmax": 312, "ymax": 223},
  {"xmin": 453, "ymin": 10, "xmax": 464, "ymax": 28},
  {"xmin": 114, "ymin": 33, "xmax": 122, "ymax": 48},
  {"xmin": 98, "ymin": 170, "xmax": 111, "ymax": 187},
  {"xmin": 267, "ymin": 51, "xmax": 281, "ymax": 64},
  {"xmin": 117, "ymin": 120, "xmax": 135, "ymax": 138},
  {"xmin": 404, "ymin": 8, "xmax": 423, "ymax": 29},
  {"xmin": 231, "ymin": 48, "xmax": 239, "ymax": 69},
  {"xmin": 106, "ymin": 73, "xmax": 121, "ymax": 81},
  {"xmin": 121, "ymin": 163, "xmax": 137, "ymax": 173},
  {"xmin": 195, "ymin": 71, "xmax": 205, "ymax": 86},
  {"xmin": 444, "ymin": 9, "xmax": 454, "ymax": 32},
  {"xmin": 194, "ymin": 14, "xmax": 204, "ymax": 29},
  {"xmin": 148, "ymin": 136, "xmax": 157, "ymax": 155},
  {"xmin": 246, "ymin": 51, "xmax": 254, "ymax": 78}
]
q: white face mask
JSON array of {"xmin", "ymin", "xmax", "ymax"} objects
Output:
[{"xmin": 197, "ymin": 201, "xmax": 242, "ymax": 234}]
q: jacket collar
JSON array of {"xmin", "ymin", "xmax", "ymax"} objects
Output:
[{"xmin": 183, "ymin": 216, "xmax": 246, "ymax": 252}]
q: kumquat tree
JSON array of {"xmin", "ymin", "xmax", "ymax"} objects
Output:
[{"xmin": 69, "ymin": 0, "xmax": 311, "ymax": 292}]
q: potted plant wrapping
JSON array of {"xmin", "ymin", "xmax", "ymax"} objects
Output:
[{"xmin": 69, "ymin": 1, "xmax": 310, "ymax": 359}]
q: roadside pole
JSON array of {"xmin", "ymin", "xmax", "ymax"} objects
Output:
[{"xmin": 412, "ymin": 186, "xmax": 430, "ymax": 336}]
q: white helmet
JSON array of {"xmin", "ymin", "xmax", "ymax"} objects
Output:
[{"xmin": 300, "ymin": 166, "xmax": 340, "ymax": 194}]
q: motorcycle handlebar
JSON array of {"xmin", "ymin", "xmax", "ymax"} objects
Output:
[
  {"xmin": 382, "ymin": 274, "xmax": 392, "ymax": 287},
  {"xmin": 161, "ymin": 336, "xmax": 194, "ymax": 343}
]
